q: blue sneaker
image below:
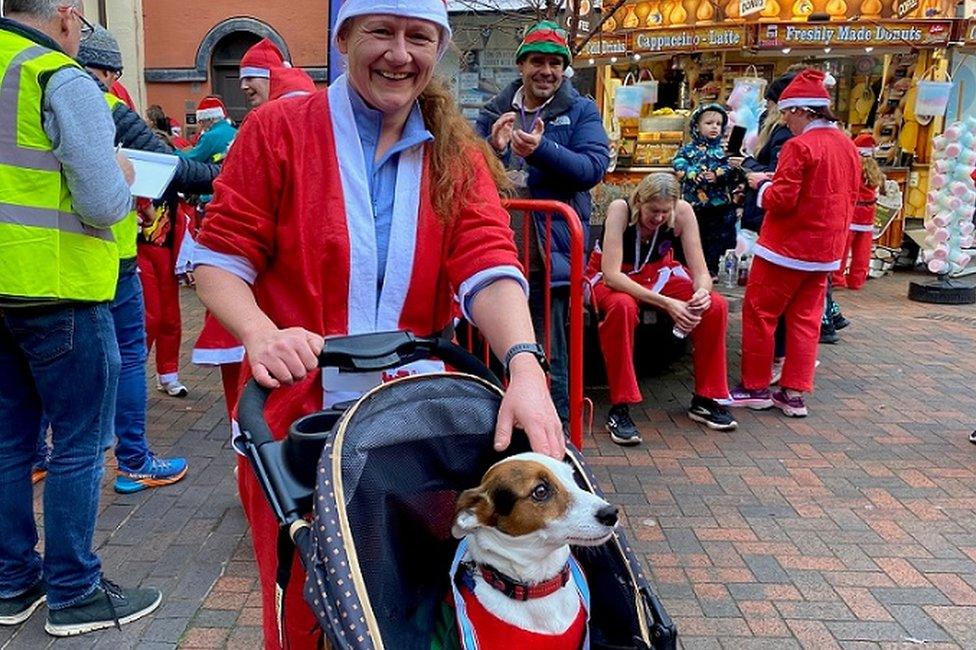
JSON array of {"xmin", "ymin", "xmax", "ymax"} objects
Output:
[{"xmin": 114, "ymin": 454, "xmax": 187, "ymax": 494}]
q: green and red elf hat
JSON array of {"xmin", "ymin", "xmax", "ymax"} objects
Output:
[{"xmin": 516, "ymin": 20, "xmax": 572, "ymax": 68}]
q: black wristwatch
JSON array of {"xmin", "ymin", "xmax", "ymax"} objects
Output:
[{"xmin": 503, "ymin": 342, "xmax": 550, "ymax": 376}]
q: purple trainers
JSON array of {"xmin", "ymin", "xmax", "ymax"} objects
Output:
[
  {"xmin": 772, "ymin": 389, "xmax": 808, "ymax": 417},
  {"xmin": 729, "ymin": 385, "xmax": 774, "ymax": 410}
]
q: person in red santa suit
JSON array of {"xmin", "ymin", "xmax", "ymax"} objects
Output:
[
  {"xmin": 832, "ymin": 133, "xmax": 886, "ymax": 291},
  {"xmin": 186, "ymin": 60, "xmax": 293, "ymax": 418},
  {"xmin": 587, "ymin": 172, "xmax": 737, "ymax": 445},
  {"xmin": 192, "ymin": 1, "xmax": 564, "ymax": 647},
  {"xmin": 239, "ymin": 37, "xmax": 288, "ymax": 109},
  {"xmin": 268, "ymin": 66, "xmax": 316, "ymax": 101},
  {"xmin": 731, "ymin": 68, "xmax": 860, "ymax": 418}
]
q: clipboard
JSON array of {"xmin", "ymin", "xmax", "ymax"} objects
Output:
[{"xmin": 120, "ymin": 148, "xmax": 180, "ymax": 200}]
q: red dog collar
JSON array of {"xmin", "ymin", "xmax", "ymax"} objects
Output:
[{"xmin": 478, "ymin": 563, "xmax": 571, "ymax": 601}]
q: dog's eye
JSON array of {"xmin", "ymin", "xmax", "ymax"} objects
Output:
[{"xmin": 531, "ymin": 483, "xmax": 551, "ymax": 502}]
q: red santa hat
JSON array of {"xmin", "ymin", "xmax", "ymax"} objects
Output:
[
  {"xmin": 196, "ymin": 96, "xmax": 227, "ymax": 122},
  {"xmin": 269, "ymin": 67, "xmax": 317, "ymax": 101},
  {"xmin": 853, "ymin": 133, "xmax": 876, "ymax": 156},
  {"xmin": 239, "ymin": 38, "xmax": 289, "ymax": 79},
  {"xmin": 777, "ymin": 68, "xmax": 832, "ymax": 110}
]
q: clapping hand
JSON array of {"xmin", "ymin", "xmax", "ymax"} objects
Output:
[
  {"xmin": 490, "ymin": 112, "xmax": 517, "ymax": 153},
  {"xmin": 511, "ymin": 117, "xmax": 545, "ymax": 159}
]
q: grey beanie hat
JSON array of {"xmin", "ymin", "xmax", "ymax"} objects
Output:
[{"xmin": 77, "ymin": 25, "xmax": 123, "ymax": 72}]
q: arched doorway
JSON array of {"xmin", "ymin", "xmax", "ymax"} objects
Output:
[{"xmin": 210, "ymin": 31, "xmax": 261, "ymax": 122}]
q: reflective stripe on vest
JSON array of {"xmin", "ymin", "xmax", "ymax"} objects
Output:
[
  {"xmin": 0, "ymin": 28, "xmax": 118, "ymax": 301},
  {"xmin": 104, "ymin": 91, "xmax": 138, "ymax": 260}
]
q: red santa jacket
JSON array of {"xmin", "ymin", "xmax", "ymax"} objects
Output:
[
  {"xmin": 459, "ymin": 586, "xmax": 586, "ymax": 649},
  {"xmin": 851, "ymin": 181, "xmax": 878, "ymax": 231},
  {"xmin": 196, "ymin": 90, "xmax": 521, "ymax": 439},
  {"xmin": 756, "ymin": 123, "xmax": 860, "ymax": 271}
]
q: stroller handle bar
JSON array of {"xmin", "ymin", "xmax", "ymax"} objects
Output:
[
  {"xmin": 236, "ymin": 331, "xmax": 502, "ymax": 528},
  {"xmin": 238, "ymin": 331, "xmax": 502, "ymax": 449}
]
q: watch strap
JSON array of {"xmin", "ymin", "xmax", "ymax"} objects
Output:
[{"xmin": 503, "ymin": 342, "xmax": 549, "ymax": 375}]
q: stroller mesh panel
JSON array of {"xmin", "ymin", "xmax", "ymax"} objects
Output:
[
  {"xmin": 308, "ymin": 373, "xmax": 671, "ymax": 650},
  {"xmin": 314, "ymin": 375, "xmax": 527, "ymax": 649}
]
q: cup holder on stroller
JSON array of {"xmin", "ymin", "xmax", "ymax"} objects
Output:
[{"xmin": 285, "ymin": 409, "xmax": 345, "ymax": 490}]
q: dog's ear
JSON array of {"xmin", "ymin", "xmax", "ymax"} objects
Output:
[{"xmin": 452, "ymin": 487, "xmax": 491, "ymax": 539}]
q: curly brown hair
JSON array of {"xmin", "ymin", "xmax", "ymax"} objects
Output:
[{"xmin": 418, "ymin": 77, "xmax": 511, "ymax": 222}]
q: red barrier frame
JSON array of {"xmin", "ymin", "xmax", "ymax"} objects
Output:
[{"xmin": 500, "ymin": 199, "xmax": 586, "ymax": 449}]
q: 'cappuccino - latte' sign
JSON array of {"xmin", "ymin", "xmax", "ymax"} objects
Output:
[{"xmin": 632, "ymin": 26, "xmax": 746, "ymax": 52}]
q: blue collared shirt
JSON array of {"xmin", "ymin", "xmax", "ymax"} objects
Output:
[{"xmin": 347, "ymin": 89, "xmax": 433, "ymax": 285}]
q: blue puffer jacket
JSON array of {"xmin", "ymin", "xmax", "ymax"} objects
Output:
[{"xmin": 476, "ymin": 79, "xmax": 610, "ymax": 286}]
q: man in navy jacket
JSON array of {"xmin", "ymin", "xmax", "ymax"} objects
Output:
[{"xmin": 476, "ymin": 21, "xmax": 609, "ymax": 425}]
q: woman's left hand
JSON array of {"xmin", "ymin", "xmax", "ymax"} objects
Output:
[
  {"xmin": 494, "ymin": 355, "xmax": 565, "ymax": 459},
  {"xmin": 689, "ymin": 288, "xmax": 711, "ymax": 311}
]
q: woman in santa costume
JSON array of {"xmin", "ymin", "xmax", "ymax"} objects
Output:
[
  {"xmin": 587, "ymin": 172, "xmax": 736, "ymax": 445},
  {"xmin": 239, "ymin": 37, "xmax": 288, "ymax": 109},
  {"xmin": 833, "ymin": 133, "xmax": 885, "ymax": 290},
  {"xmin": 172, "ymin": 97, "xmax": 241, "ymax": 410},
  {"xmin": 192, "ymin": 1, "xmax": 563, "ymax": 647},
  {"xmin": 731, "ymin": 68, "xmax": 861, "ymax": 418}
]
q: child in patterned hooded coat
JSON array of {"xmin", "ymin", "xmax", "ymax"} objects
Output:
[{"xmin": 672, "ymin": 103, "xmax": 738, "ymax": 275}]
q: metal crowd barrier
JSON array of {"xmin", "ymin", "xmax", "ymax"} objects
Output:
[{"xmin": 457, "ymin": 199, "xmax": 586, "ymax": 449}]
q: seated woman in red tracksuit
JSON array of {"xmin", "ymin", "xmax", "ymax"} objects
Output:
[{"xmin": 587, "ymin": 172, "xmax": 736, "ymax": 445}]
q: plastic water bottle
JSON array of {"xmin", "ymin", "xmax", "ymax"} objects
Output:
[
  {"xmin": 737, "ymin": 255, "xmax": 752, "ymax": 287},
  {"xmin": 721, "ymin": 250, "xmax": 738, "ymax": 289},
  {"xmin": 672, "ymin": 304, "xmax": 704, "ymax": 339}
]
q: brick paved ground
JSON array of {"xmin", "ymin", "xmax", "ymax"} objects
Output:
[{"xmin": 2, "ymin": 271, "xmax": 975, "ymax": 649}]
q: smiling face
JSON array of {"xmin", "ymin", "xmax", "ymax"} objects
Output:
[
  {"xmin": 697, "ymin": 110, "xmax": 724, "ymax": 140},
  {"xmin": 240, "ymin": 76, "xmax": 271, "ymax": 107},
  {"xmin": 517, "ymin": 53, "xmax": 565, "ymax": 109},
  {"xmin": 337, "ymin": 14, "xmax": 440, "ymax": 122}
]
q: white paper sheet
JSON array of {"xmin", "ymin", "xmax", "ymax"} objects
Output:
[{"xmin": 120, "ymin": 148, "xmax": 180, "ymax": 200}]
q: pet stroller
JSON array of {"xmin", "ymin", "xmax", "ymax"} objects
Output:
[{"xmin": 237, "ymin": 331, "xmax": 677, "ymax": 650}]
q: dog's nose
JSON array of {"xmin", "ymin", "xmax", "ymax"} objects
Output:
[{"xmin": 596, "ymin": 504, "xmax": 619, "ymax": 527}]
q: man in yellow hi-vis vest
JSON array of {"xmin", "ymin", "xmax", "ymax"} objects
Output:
[{"xmin": 0, "ymin": 0, "xmax": 160, "ymax": 637}]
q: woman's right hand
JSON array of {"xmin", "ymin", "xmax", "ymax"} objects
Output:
[
  {"xmin": 243, "ymin": 327, "xmax": 325, "ymax": 389},
  {"xmin": 746, "ymin": 172, "xmax": 772, "ymax": 189},
  {"xmin": 666, "ymin": 298, "xmax": 703, "ymax": 332}
]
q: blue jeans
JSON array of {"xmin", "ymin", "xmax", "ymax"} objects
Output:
[
  {"xmin": 110, "ymin": 265, "xmax": 150, "ymax": 471},
  {"xmin": 35, "ymin": 266, "xmax": 150, "ymax": 471},
  {"xmin": 0, "ymin": 303, "xmax": 120, "ymax": 608}
]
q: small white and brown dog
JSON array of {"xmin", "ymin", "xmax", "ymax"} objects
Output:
[{"xmin": 451, "ymin": 452, "xmax": 618, "ymax": 648}]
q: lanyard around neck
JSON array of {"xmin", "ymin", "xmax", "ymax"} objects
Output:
[
  {"xmin": 631, "ymin": 227, "xmax": 659, "ymax": 275},
  {"xmin": 518, "ymin": 102, "xmax": 540, "ymax": 133}
]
